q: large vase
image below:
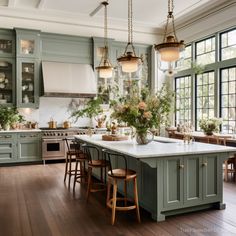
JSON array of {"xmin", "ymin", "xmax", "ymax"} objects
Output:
[{"xmin": 136, "ymin": 131, "xmax": 154, "ymax": 145}]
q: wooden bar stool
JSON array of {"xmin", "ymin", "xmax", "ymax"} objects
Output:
[
  {"xmin": 82, "ymin": 144, "xmax": 110, "ymax": 203},
  {"xmin": 103, "ymin": 149, "xmax": 141, "ymax": 225},
  {"xmin": 64, "ymin": 138, "xmax": 78, "ymax": 187},
  {"xmin": 73, "ymin": 139, "xmax": 87, "ymax": 190}
]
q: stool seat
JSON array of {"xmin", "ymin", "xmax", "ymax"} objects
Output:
[{"xmin": 108, "ymin": 169, "xmax": 136, "ymax": 179}]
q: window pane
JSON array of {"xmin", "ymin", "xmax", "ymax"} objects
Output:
[
  {"xmin": 196, "ymin": 71, "xmax": 215, "ymax": 130},
  {"xmin": 175, "ymin": 76, "xmax": 192, "ymax": 125},
  {"xmin": 196, "ymin": 36, "xmax": 216, "ymax": 65},
  {"xmin": 221, "ymin": 29, "xmax": 236, "ymax": 60},
  {"xmin": 220, "ymin": 67, "xmax": 236, "ymax": 133}
]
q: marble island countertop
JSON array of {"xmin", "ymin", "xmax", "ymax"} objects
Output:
[{"xmin": 74, "ymin": 134, "xmax": 236, "ymax": 159}]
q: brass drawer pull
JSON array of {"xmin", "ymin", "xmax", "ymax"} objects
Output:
[
  {"xmin": 5, "ymin": 135, "xmax": 12, "ymax": 138},
  {"xmin": 20, "ymin": 135, "xmax": 27, "ymax": 138}
]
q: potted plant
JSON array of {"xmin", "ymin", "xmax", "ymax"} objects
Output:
[
  {"xmin": 199, "ymin": 117, "xmax": 222, "ymax": 135},
  {"xmin": 0, "ymin": 105, "xmax": 24, "ymax": 130}
]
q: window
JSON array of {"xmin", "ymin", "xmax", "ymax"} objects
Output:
[
  {"xmin": 175, "ymin": 76, "xmax": 192, "ymax": 125},
  {"xmin": 221, "ymin": 29, "xmax": 236, "ymax": 61},
  {"xmin": 176, "ymin": 45, "xmax": 192, "ymax": 70},
  {"xmin": 196, "ymin": 71, "xmax": 215, "ymax": 130},
  {"xmin": 220, "ymin": 67, "xmax": 236, "ymax": 133},
  {"xmin": 174, "ymin": 27, "xmax": 236, "ymax": 133},
  {"xmin": 196, "ymin": 37, "xmax": 215, "ymax": 65}
]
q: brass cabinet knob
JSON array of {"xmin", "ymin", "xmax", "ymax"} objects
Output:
[
  {"xmin": 203, "ymin": 162, "xmax": 208, "ymax": 167},
  {"xmin": 179, "ymin": 164, "xmax": 184, "ymax": 169}
]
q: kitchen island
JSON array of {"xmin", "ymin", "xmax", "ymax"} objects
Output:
[{"xmin": 74, "ymin": 134, "xmax": 236, "ymax": 222}]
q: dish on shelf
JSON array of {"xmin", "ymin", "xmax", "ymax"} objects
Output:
[
  {"xmin": 0, "ymin": 72, "xmax": 5, "ymax": 79},
  {"xmin": 0, "ymin": 99, "xmax": 7, "ymax": 104}
]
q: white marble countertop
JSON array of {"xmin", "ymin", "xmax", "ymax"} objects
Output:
[
  {"xmin": 74, "ymin": 134, "xmax": 236, "ymax": 159},
  {"xmin": 0, "ymin": 129, "xmax": 41, "ymax": 133}
]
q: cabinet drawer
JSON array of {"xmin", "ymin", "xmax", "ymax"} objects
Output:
[
  {"xmin": 0, "ymin": 134, "xmax": 14, "ymax": 141},
  {"xmin": 17, "ymin": 132, "xmax": 40, "ymax": 139}
]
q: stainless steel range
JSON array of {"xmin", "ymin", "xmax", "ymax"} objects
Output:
[{"xmin": 41, "ymin": 128, "xmax": 88, "ymax": 164}]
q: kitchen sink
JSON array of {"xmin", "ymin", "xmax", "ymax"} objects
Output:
[{"xmin": 154, "ymin": 140, "xmax": 176, "ymax": 144}]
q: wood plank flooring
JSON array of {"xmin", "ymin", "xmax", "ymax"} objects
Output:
[{"xmin": 0, "ymin": 163, "xmax": 236, "ymax": 236}]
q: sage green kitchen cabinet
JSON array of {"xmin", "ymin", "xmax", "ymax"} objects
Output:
[
  {"xmin": 0, "ymin": 133, "xmax": 17, "ymax": 163},
  {"xmin": 15, "ymin": 29, "xmax": 40, "ymax": 58},
  {"xmin": 17, "ymin": 132, "xmax": 41, "ymax": 161},
  {"xmin": 163, "ymin": 154, "xmax": 220, "ymax": 211},
  {"xmin": 0, "ymin": 57, "xmax": 15, "ymax": 105},
  {"xmin": 0, "ymin": 132, "xmax": 42, "ymax": 164},
  {"xmin": 16, "ymin": 58, "xmax": 39, "ymax": 108},
  {"xmin": 0, "ymin": 29, "xmax": 15, "ymax": 58}
]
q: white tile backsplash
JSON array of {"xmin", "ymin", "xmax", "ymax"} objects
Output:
[{"xmin": 19, "ymin": 97, "xmax": 91, "ymax": 128}]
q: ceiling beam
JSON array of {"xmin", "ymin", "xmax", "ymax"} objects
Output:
[
  {"xmin": 8, "ymin": 0, "xmax": 16, "ymax": 8},
  {"xmin": 37, "ymin": 0, "xmax": 46, "ymax": 9}
]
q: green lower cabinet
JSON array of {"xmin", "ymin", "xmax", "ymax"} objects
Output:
[
  {"xmin": 184, "ymin": 156, "xmax": 203, "ymax": 205},
  {"xmin": 0, "ymin": 133, "xmax": 17, "ymax": 163},
  {"xmin": 202, "ymin": 154, "xmax": 220, "ymax": 202},
  {"xmin": 0, "ymin": 132, "xmax": 42, "ymax": 164},
  {"xmin": 163, "ymin": 156, "xmax": 184, "ymax": 210},
  {"xmin": 163, "ymin": 154, "xmax": 221, "ymax": 211},
  {"xmin": 17, "ymin": 132, "xmax": 41, "ymax": 161}
]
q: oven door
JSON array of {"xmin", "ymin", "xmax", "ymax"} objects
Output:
[{"xmin": 42, "ymin": 138, "xmax": 65, "ymax": 159}]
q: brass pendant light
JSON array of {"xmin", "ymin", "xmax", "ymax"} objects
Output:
[
  {"xmin": 117, "ymin": 0, "xmax": 142, "ymax": 73},
  {"xmin": 96, "ymin": 1, "xmax": 113, "ymax": 79},
  {"xmin": 155, "ymin": 0, "xmax": 185, "ymax": 71}
]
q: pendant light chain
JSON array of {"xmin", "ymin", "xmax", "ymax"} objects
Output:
[
  {"xmin": 163, "ymin": 0, "xmax": 178, "ymax": 42},
  {"xmin": 104, "ymin": 2, "xmax": 108, "ymax": 61}
]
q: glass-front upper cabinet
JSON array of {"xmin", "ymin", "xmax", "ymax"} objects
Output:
[
  {"xmin": 15, "ymin": 29, "xmax": 40, "ymax": 58},
  {"xmin": 0, "ymin": 58, "xmax": 15, "ymax": 105},
  {"xmin": 17, "ymin": 59, "xmax": 39, "ymax": 108},
  {"xmin": 0, "ymin": 29, "xmax": 15, "ymax": 57}
]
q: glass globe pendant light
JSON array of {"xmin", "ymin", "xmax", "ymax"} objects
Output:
[
  {"xmin": 155, "ymin": 0, "xmax": 185, "ymax": 72},
  {"xmin": 117, "ymin": 0, "xmax": 142, "ymax": 73},
  {"xmin": 96, "ymin": 1, "xmax": 113, "ymax": 79}
]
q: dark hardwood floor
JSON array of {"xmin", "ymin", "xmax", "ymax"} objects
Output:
[{"xmin": 0, "ymin": 163, "xmax": 236, "ymax": 236}]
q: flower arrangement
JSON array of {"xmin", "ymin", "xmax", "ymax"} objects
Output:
[
  {"xmin": 199, "ymin": 117, "xmax": 222, "ymax": 135},
  {"xmin": 111, "ymin": 83, "xmax": 174, "ymax": 143}
]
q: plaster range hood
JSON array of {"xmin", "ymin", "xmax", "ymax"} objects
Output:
[{"xmin": 42, "ymin": 61, "xmax": 97, "ymax": 98}]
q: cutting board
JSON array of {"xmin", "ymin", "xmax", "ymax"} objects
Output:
[{"xmin": 102, "ymin": 134, "xmax": 129, "ymax": 141}]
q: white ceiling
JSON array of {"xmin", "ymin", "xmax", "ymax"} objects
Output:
[{"xmin": 1, "ymin": 0, "xmax": 212, "ymax": 28}]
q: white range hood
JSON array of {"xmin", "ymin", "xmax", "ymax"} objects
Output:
[{"xmin": 42, "ymin": 61, "xmax": 97, "ymax": 98}]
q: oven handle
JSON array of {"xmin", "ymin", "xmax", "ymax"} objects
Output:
[{"xmin": 42, "ymin": 138, "xmax": 64, "ymax": 142}]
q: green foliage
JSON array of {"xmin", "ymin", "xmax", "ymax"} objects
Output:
[
  {"xmin": 111, "ymin": 83, "xmax": 175, "ymax": 133},
  {"xmin": 192, "ymin": 62, "xmax": 205, "ymax": 75},
  {"xmin": 0, "ymin": 105, "xmax": 24, "ymax": 127},
  {"xmin": 70, "ymin": 97, "xmax": 103, "ymax": 121}
]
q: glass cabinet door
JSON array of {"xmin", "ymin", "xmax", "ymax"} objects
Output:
[
  {"xmin": 17, "ymin": 59, "xmax": 39, "ymax": 108},
  {"xmin": 0, "ymin": 59, "xmax": 14, "ymax": 105},
  {"xmin": 0, "ymin": 39, "xmax": 13, "ymax": 55},
  {"xmin": 20, "ymin": 39, "xmax": 35, "ymax": 56},
  {"xmin": 21, "ymin": 62, "xmax": 35, "ymax": 104}
]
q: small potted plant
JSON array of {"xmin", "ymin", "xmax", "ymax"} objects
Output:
[
  {"xmin": 0, "ymin": 105, "xmax": 24, "ymax": 130},
  {"xmin": 199, "ymin": 117, "xmax": 222, "ymax": 135}
]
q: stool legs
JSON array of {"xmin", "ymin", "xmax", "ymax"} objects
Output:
[
  {"xmin": 134, "ymin": 177, "xmax": 141, "ymax": 223},
  {"xmin": 68, "ymin": 154, "xmax": 72, "ymax": 186},
  {"xmin": 86, "ymin": 167, "xmax": 92, "ymax": 203},
  {"xmin": 111, "ymin": 179, "xmax": 117, "ymax": 225},
  {"xmin": 64, "ymin": 153, "xmax": 69, "ymax": 182},
  {"xmin": 107, "ymin": 177, "xmax": 141, "ymax": 225},
  {"xmin": 106, "ymin": 179, "xmax": 111, "ymax": 208}
]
